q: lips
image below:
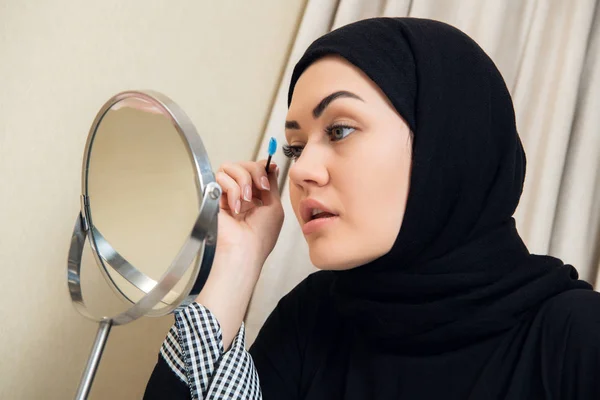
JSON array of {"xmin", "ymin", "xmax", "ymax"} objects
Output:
[{"xmin": 299, "ymin": 198, "xmax": 339, "ymax": 224}]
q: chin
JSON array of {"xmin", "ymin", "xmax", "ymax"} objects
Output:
[
  {"xmin": 308, "ymin": 246, "xmax": 362, "ymax": 271},
  {"xmin": 307, "ymin": 236, "xmax": 388, "ymax": 271}
]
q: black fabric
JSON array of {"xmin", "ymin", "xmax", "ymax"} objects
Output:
[
  {"xmin": 144, "ymin": 355, "xmax": 190, "ymax": 399},
  {"xmin": 250, "ymin": 272, "xmax": 600, "ymax": 399},
  {"xmin": 248, "ymin": 17, "xmax": 600, "ymax": 399}
]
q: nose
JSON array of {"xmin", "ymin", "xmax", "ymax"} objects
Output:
[{"xmin": 288, "ymin": 144, "xmax": 329, "ymax": 190}]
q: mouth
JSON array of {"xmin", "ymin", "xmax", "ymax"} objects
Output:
[
  {"xmin": 302, "ymin": 214, "xmax": 338, "ymax": 235},
  {"xmin": 299, "ymin": 198, "xmax": 339, "ymax": 225}
]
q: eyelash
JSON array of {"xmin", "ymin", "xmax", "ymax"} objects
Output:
[{"xmin": 282, "ymin": 124, "xmax": 356, "ymax": 160}]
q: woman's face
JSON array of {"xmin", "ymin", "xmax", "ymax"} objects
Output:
[{"xmin": 285, "ymin": 55, "xmax": 413, "ymax": 270}]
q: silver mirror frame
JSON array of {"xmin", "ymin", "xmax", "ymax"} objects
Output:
[{"xmin": 67, "ymin": 90, "xmax": 221, "ymax": 325}]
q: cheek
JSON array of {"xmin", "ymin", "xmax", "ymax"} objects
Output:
[
  {"xmin": 345, "ymin": 166, "xmax": 407, "ymax": 227},
  {"xmin": 289, "ymin": 180, "xmax": 302, "ymax": 222},
  {"xmin": 341, "ymin": 141, "xmax": 411, "ymax": 243},
  {"xmin": 345, "ymin": 138, "xmax": 409, "ymax": 202}
]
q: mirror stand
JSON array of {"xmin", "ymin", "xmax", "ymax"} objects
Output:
[{"xmin": 75, "ymin": 319, "xmax": 113, "ymax": 400}]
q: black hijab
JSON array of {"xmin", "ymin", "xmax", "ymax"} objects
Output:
[
  {"xmin": 244, "ymin": 17, "xmax": 600, "ymax": 400},
  {"xmin": 287, "ymin": 17, "xmax": 592, "ymax": 354}
]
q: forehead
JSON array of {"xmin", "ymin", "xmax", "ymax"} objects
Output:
[{"xmin": 289, "ymin": 56, "xmax": 374, "ymax": 106}]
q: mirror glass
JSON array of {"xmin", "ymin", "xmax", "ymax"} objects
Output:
[{"xmin": 85, "ymin": 96, "xmax": 200, "ymax": 308}]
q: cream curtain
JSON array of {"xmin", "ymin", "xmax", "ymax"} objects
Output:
[{"xmin": 246, "ymin": 0, "xmax": 600, "ymax": 346}]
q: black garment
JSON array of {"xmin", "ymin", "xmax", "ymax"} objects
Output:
[
  {"xmin": 146, "ymin": 270, "xmax": 600, "ymax": 399},
  {"xmin": 145, "ymin": 17, "xmax": 600, "ymax": 399},
  {"xmin": 145, "ymin": 356, "xmax": 190, "ymax": 399},
  {"xmin": 251, "ymin": 269, "xmax": 600, "ymax": 399}
]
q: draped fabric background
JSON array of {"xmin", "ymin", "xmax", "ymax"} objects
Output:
[{"xmin": 247, "ymin": 0, "xmax": 600, "ymax": 346}]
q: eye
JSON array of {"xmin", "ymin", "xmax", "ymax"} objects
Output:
[
  {"xmin": 326, "ymin": 124, "xmax": 355, "ymax": 141},
  {"xmin": 282, "ymin": 145, "xmax": 303, "ymax": 161},
  {"xmin": 281, "ymin": 124, "xmax": 356, "ymax": 161}
]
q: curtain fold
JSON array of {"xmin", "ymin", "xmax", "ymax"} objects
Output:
[
  {"xmin": 246, "ymin": 0, "xmax": 600, "ymax": 346},
  {"xmin": 550, "ymin": 2, "xmax": 600, "ymax": 285}
]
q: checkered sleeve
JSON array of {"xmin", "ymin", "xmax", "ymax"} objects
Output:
[{"xmin": 159, "ymin": 302, "xmax": 262, "ymax": 400}]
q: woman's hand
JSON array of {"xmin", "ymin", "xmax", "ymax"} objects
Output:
[{"xmin": 214, "ymin": 159, "xmax": 284, "ymax": 276}]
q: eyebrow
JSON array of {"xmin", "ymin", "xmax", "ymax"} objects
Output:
[{"xmin": 285, "ymin": 90, "xmax": 364, "ymax": 130}]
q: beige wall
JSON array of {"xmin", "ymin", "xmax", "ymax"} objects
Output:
[{"xmin": 0, "ymin": 1, "xmax": 306, "ymax": 398}]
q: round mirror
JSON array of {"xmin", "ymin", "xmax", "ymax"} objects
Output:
[
  {"xmin": 68, "ymin": 90, "xmax": 221, "ymax": 323},
  {"xmin": 87, "ymin": 96, "xmax": 199, "ymax": 310},
  {"xmin": 66, "ymin": 91, "xmax": 222, "ymax": 399}
]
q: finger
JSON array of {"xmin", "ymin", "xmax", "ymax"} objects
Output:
[
  {"xmin": 260, "ymin": 160, "xmax": 281, "ymax": 201},
  {"xmin": 216, "ymin": 171, "xmax": 241, "ymax": 214},
  {"xmin": 220, "ymin": 163, "xmax": 254, "ymax": 203},
  {"xmin": 239, "ymin": 197, "xmax": 263, "ymax": 214},
  {"xmin": 239, "ymin": 160, "xmax": 277, "ymax": 194}
]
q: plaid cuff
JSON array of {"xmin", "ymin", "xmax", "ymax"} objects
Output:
[
  {"xmin": 158, "ymin": 303, "xmax": 261, "ymax": 400},
  {"xmin": 206, "ymin": 316, "xmax": 262, "ymax": 399}
]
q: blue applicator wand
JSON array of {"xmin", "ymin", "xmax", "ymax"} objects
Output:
[{"xmin": 265, "ymin": 137, "xmax": 277, "ymax": 173}]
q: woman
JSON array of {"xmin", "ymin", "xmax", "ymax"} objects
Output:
[{"xmin": 145, "ymin": 17, "xmax": 600, "ymax": 399}]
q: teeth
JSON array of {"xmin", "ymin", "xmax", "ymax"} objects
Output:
[{"xmin": 311, "ymin": 208, "xmax": 324, "ymax": 217}]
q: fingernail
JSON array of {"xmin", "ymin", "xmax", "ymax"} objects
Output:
[
  {"xmin": 243, "ymin": 184, "xmax": 252, "ymax": 201},
  {"xmin": 261, "ymin": 176, "xmax": 270, "ymax": 191},
  {"xmin": 235, "ymin": 199, "xmax": 241, "ymax": 214},
  {"xmin": 275, "ymin": 166, "xmax": 280, "ymax": 178}
]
